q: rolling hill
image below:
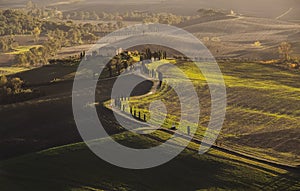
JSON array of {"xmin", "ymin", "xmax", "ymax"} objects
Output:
[
  {"xmin": 0, "ymin": 1, "xmax": 300, "ymax": 190},
  {"xmin": 0, "ymin": 0, "xmax": 299, "ymax": 21},
  {"xmin": 1, "ymin": 130, "xmax": 299, "ymax": 191},
  {"xmin": 127, "ymin": 59, "xmax": 300, "ymax": 166},
  {"xmin": 181, "ymin": 15, "xmax": 300, "ymax": 60}
]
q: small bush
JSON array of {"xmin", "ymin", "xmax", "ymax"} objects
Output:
[{"xmin": 0, "ymin": 76, "xmax": 42, "ymax": 105}]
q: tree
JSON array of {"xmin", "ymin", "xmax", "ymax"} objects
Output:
[
  {"xmin": 37, "ymin": 46, "xmax": 49, "ymax": 65},
  {"xmin": 158, "ymin": 71, "xmax": 163, "ymax": 87},
  {"xmin": 108, "ymin": 63, "xmax": 113, "ymax": 77},
  {"xmin": 65, "ymin": 14, "xmax": 71, "ymax": 20},
  {"xmin": 163, "ymin": 51, "xmax": 167, "ymax": 59},
  {"xmin": 91, "ymin": 11, "xmax": 99, "ymax": 20},
  {"xmin": 26, "ymin": 0, "xmax": 34, "ymax": 9},
  {"xmin": 10, "ymin": 78, "xmax": 23, "ymax": 93},
  {"xmin": 0, "ymin": 39, "xmax": 9, "ymax": 52},
  {"xmin": 116, "ymin": 21, "xmax": 124, "ymax": 29},
  {"xmin": 0, "ymin": 75, "xmax": 8, "ymax": 87},
  {"xmin": 68, "ymin": 29, "xmax": 82, "ymax": 45},
  {"xmin": 145, "ymin": 48, "xmax": 152, "ymax": 60},
  {"xmin": 71, "ymin": 12, "xmax": 78, "ymax": 19},
  {"xmin": 16, "ymin": 53, "xmax": 28, "ymax": 66},
  {"xmin": 279, "ymin": 42, "xmax": 292, "ymax": 62},
  {"xmin": 79, "ymin": 11, "xmax": 85, "ymax": 20},
  {"xmin": 32, "ymin": 27, "xmax": 41, "ymax": 42},
  {"xmin": 107, "ymin": 22, "xmax": 113, "ymax": 31},
  {"xmin": 116, "ymin": 62, "xmax": 121, "ymax": 75},
  {"xmin": 123, "ymin": 61, "xmax": 128, "ymax": 70},
  {"xmin": 85, "ymin": 12, "xmax": 90, "ymax": 20}
]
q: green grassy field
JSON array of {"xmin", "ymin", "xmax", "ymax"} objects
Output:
[
  {"xmin": 6, "ymin": 45, "xmax": 42, "ymax": 55},
  {"xmin": 1, "ymin": 59, "xmax": 299, "ymax": 190},
  {"xmin": 1, "ymin": 131, "xmax": 299, "ymax": 191},
  {"xmin": 124, "ymin": 60, "xmax": 300, "ymax": 166}
]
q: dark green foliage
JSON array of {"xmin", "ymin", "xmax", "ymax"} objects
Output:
[
  {"xmin": 145, "ymin": 48, "xmax": 152, "ymax": 60},
  {"xmin": 0, "ymin": 36, "xmax": 18, "ymax": 52},
  {"xmin": 0, "ymin": 75, "xmax": 42, "ymax": 104},
  {"xmin": 158, "ymin": 71, "xmax": 163, "ymax": 87},
  {"xmin": 0, "ymin": 9, "xmax": 41, "ymax": 36},
  {"xmin": 15, "ymin": 46, "xmax": 49, "ymax": 66}
]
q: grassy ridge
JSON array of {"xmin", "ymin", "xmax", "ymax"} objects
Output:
[
  {"xmin": 1, "ymin": 131, "xmax": 299, "ymax": 191},
  {"xmin": 0, "ymin": 60, "xmax": 299, "ymax": 190}
]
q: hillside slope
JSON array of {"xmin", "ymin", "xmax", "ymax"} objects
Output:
[
  {"xmin": 182, "ymin": 16, "xmax": 300, "ymax": 59},
  {"xmin": 127, "ymin": 60, "xmax": 300, "ymax": 166},
  {"xmin": 1, "ymin": 131, "xmax": 299, "ymax": 191}
]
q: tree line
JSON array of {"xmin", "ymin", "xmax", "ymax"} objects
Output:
[
  {"xmin": 0, "ymin": 9, "xmax": 124, "ymax": 36},
  {"xmin": 64, "ymin": 10, "xmax": 190, "ymax": 25},
  {"xmin": 0, "ymin": 8, "xmax": 124, "ymax": 66}
]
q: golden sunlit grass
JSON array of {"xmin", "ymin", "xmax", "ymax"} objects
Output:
[
  {"xmin": 0, "ymin": 67, "xmax": 31, "ymax": 76},
  {"xmin": 121, "ymin": 60, "xmax": 300, "ymax": 165},
  {"xmin": 5, "ymin": 45, "xmax": 42, "ymax": 55}
]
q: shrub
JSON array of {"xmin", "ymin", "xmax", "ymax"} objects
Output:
[{"xmin": 0, "ymin": 76, "xmax": 41, "ymax": 105}]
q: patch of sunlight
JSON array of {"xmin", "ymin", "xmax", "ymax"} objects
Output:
[
  {"xmin": 5, "ymin": 45, "xmax": 42, "ymax": 55},
  {"xmin": 0, "ymin": 67, "xmax": 31, "ymax": 76},
  {"xmin": 227, "ymin": 106, "xmax": 298, "ymax": 121}
]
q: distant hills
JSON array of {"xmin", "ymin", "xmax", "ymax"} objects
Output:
[
  {"xmin": 0, "ymin": 0, "xmax": 299, "ymax": 21},
  {"xmin": 181, "ymin": 15, "xmax": 300, "ymax": 59},
  {"xmin": 0, "ymin": 0, "xmax": 299, "ymax": 60}
]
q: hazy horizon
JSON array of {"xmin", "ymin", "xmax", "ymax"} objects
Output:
[{"xmin": 0, "ymin": 0, "xmax": 299, "ymax": 19}]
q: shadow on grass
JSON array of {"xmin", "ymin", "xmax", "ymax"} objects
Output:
[{"xmin": 2, "ymin": 131, "xmax": 298, "ymax": 191}]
